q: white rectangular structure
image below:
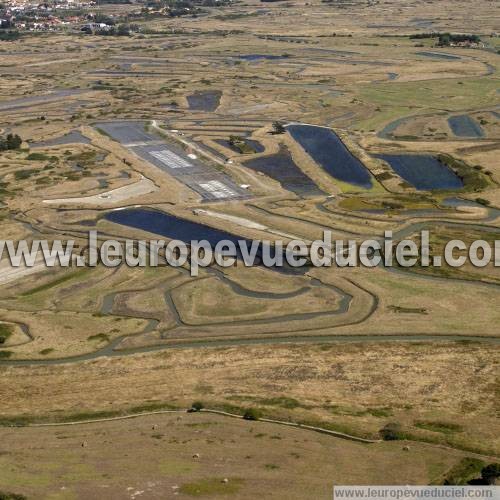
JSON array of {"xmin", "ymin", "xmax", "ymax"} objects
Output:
[
  {"xmin": 149, "ymin": 149, "xmax": 193, "ymax": 169},
  {"xmin": 199, "ymin": 180, "xmax": 237, "ymax": 199}
]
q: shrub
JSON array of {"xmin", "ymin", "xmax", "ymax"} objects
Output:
[
  {"xmin": 191, "ymin": 401, "xmax": 204, "ymax": 411},
  {"xmin": 0, "ymin": 30, "xmax": 21, "ymax": 42},
  {"xmin": 475, "ymin": 198, "xmax": 491, "ymax": 206},
  {"xmin": 14, "ymin": 169, "xmax": 37, "ymax": 180},
  {"xmin": 481, "ymin": 463, "xmax": 500, "ymax": 484},
  {"xmin": 375, "ymin": 171, "xmax": 394, "ymax": 181},
  {"xmin": 271, "ymin": 121, "xmax": 285, "ymax": 134},
  {"xmin": 0, "ymin": 491, "xmax": 27, "ymax": 500},
  {"xmin": 414, "ymin": 420, "xmax": 463, "ymax": 434},
  {"xmin": 381, "ymin": 200, "xmax": 403, "ymax": 210},
  {"xmin": 437, "ymin": 154, "xmax": 490, "ymax": 192},
  {"xmin": 259, "ymin": 397, "xmax": 302, "ymax": 409},
  {"xmin": 26, "ymin": 152, "xmax": 50, "ymax": 161},
  {"xmin": 87, "ymin": 333, "xmax": 110, "ymax": 343},
  {"xmin": 0, "ymin": 323, "xmax": 12, "ymax": 342},
  {"xmin": 379, "ymin": 422, "xmax": 402, "ymax": 440},
  {"xmin": 443, "ymin": 457, "xmax": 485, "ymax": 485},
  {"xmin": 243, "ymin": 408, "xmax": 262, "ymax": 421}
]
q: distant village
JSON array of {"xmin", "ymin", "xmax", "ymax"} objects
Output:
[
  {"xmin": 0, "ymin": 0, "xmax": 218, "ymax": 32},
  {"xmin": 0, "ymin": 0, "xmax": 103, "ymax": 32}
]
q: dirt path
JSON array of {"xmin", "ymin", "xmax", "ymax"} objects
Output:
[{"xmin": 42, "ymin": 176, "xmax": 158, "ymax": 206}]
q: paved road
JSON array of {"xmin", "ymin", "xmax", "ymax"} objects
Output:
[{"xmin": 96, "ymin": 121, "xmax": 250, "ymax": 202}]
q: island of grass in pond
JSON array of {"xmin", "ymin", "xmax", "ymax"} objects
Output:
[
  {"xmin": 242, "ymin": 147, "xmax": 325, "ymax": 197},
  {"xmin": 376, "ymin": 154, "xmax": 463, "ymax": 190},
  {"xmin": 286, "ymin": 124, "xmax": 372, "ymax": 189},
  {"xmin": 216, "ymin": 137, "xmax": 265, "ymax": 154}
]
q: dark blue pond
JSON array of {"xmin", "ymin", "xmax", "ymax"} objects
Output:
[
  {"xmin": 376, "ymin": 154, "xmax": 463, "ymax": 190},
  {"xmin": 106, "ymin": 208, "xmax": 248, "ymax": 248},
  {"xmin": 286, "ymin": 124, "xmax": 372, "ymax": 188},
  {"xmin": 243, "ymin": 147, "xmax": 325, "ymax": 197},
  {"xmin": 448, "ymin": 115, "xmax": 484, "ymax": 138},
  {"xmin": 104, "ymin": 208, "xmax": 305, "ymax": 274},
  {"xmin": 187, "ymin": 90, "xmax": 222, "ymax": 112}
]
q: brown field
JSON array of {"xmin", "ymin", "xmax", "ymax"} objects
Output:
[
  {"xmin": 1, "ymin": 342, "xmax": 499, "ymax": 457},
  {"xmin": 0, "ymin": 411, "xmax": 489, "ymax": 500}
]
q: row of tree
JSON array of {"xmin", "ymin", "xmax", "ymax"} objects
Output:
[
  {"xmin": 409, "ymin": 32, "xmax": 481, "ymax": 46},
  {"xmin": 0, "ymin": 134, "xmax": 22, "ymax": 151}
]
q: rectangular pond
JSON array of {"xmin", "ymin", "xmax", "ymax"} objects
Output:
[
  {"xmin": 104, "ymin": 208, "xmax": 306, "ymax": 275},
  {"xmin": 448, "ymin": 115, "xmax": 484, "ymax": 138},
  {"xmin": 242, "ymin": 147, "xmax": 325, "ymax": 197},
  {"xmin": 187, "ymin": 91, "xmax": 222, "ymax": 112},
  {"xmin": 286, "ymin": 124, "xmax": 373, "ymax": 188},
  {"xmin": 376, "ymin": 154, "xmax": 463, "ymax": 190}
]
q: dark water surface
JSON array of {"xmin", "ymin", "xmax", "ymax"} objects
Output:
[
  {"xmin": 448, "ymin": 115, "xmax": 484, "ymax": 137},
  {"xmin": 376, "ymin": 154, "xmax": 463, "ymax": 190},
  {"xmin": 243, "ymin": 147, "xmax": 325, "ymax": 197},
  {"xmin": 186, "ymin": 90, "xmax": 222, "ymax": 112},
  {"xmin": 104, "ymin": 208, "xmax": 307, "ymax": 274},
  {"xmin": 287, "ymin": 124, "xmax": 372, "ymax": 188}
]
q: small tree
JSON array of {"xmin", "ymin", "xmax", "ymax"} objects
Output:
[
  {"xmin": 229, "ymin": 135, "xmax": 243, "ymax": 146},
  {"xmin": 8, "ymin": 134, "xmax": 21, "ymax": 149},
  {"xmin": 0, "ymin": 133, "xmax": 22, "ymax": 151},
  {"xmin": 271, "ymin": 121, "xmax": 285, "ymax": 134}
]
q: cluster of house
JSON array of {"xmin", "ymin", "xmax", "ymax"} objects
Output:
[
  {"xmin": 80, "ymin": 21, "xmax": 111, "ymax": 32},
  {"xmin": 0, "ymin": 0, "xmax": 97, "ymax": 31},
  {"xmin": 448, "ymin": 39, "xmax": 486, "ymax": 48}
]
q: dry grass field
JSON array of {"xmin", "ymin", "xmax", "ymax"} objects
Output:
[
  {"xmin": 0, "ymin": 411, "xmax": 488, "ymax": 500},
  {"xmin": 1, "ymin": 342, "xmax": 499, "ymax": 456}
]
